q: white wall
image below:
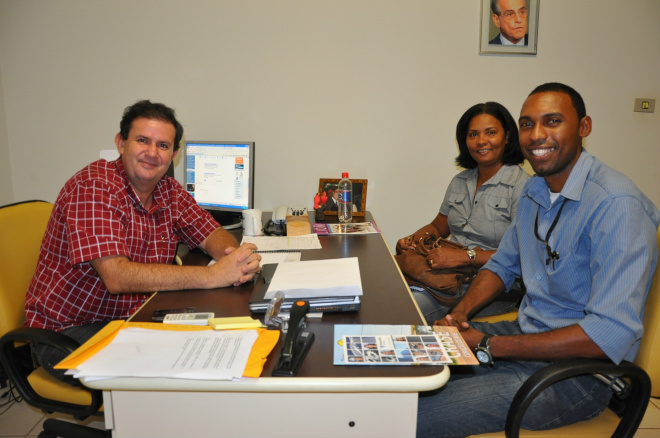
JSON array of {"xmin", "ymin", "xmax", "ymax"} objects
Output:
[{"xmin": 1, "ymin": 0, "xmax": 659, "ymax": 251}]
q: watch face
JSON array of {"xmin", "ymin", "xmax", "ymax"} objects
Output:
[{"xmin": 476, "ymin": 350, "xmax": 489, "ymax": 363}]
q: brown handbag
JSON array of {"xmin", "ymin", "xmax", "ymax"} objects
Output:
[{"xmin": 394, "ymin": 233, "xmax": 477, "ymax": 307}]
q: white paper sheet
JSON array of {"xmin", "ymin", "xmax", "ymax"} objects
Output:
[
  {"xmin": 240, "ymin": 234, "xmax": 322, "ymax": 251},
  {"xmin": 265, "ymin": 257, "xmax": 363, "ymax": 299},
  {"xmin": 70, "ymin": 328, "xmax": 258, "ymax": 380},
  {"xmin": 258, "ymin": 252, "xmax": 302, "ymax": 265}
]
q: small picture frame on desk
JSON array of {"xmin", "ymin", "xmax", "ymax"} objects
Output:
[{"xmin": 318, "ymin": 178, "xmax": 367, "ymax": 217}]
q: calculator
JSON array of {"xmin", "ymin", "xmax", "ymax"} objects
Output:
[{"xmin": 162, "ymin": 312, "xmax": 215, "ymax": 325}]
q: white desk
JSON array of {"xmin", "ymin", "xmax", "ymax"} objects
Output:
[{"xmin": 83, "ymin": 213, "xmax": 450, "ymax": 437}]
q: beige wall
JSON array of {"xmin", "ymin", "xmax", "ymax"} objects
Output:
[
  {"xmin": 1, "ymin": 0, "xmax": 659, "ymax": 250},
  {"xmin": 0, "ymin": 67, "xmax": 12, "ymax": 206}
]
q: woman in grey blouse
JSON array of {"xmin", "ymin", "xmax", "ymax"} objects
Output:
[{"xmin": 396, "ymin": 102, "xmax": 530, "ymax": 324}]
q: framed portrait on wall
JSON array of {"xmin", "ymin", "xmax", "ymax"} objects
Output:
[
  {"xmin": 479, "ymin": 0, "xmax": 539, "ymax": 55},
  {"xmin": 318, "ymin": 178, "xmax": 367, "ymax": 217}
]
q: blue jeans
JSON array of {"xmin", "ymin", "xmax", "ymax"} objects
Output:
[
  {"xmin": 32, "ymin": 321, "xmax": 110, "ymax": 381},
  {"xmin": 412, "ymin": 286, "xmax": 519, "ymax": 325},
  {"xmin": 416, "ymin": 321, "xmax": 612, "ymax": 438}
]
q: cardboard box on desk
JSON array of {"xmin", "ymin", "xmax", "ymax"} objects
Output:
[{"xmin": 286, "ymin": 214, "xmax": 312, "ymax": 236}]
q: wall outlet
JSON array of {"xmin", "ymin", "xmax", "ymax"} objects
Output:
[{"xmin": 634, "ymin": 98, "xmax": 655, "ymax": 113}]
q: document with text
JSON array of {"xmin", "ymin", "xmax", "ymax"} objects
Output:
[
  {"xmin": 241, "ymin": 234, "xmax": 322, "ymax": 251},
  {"xmin": 68, "ymin": 328, "xmax": 258, "ymax": 380}
]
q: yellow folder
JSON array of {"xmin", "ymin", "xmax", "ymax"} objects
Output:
[{"xmin": 56, "ymin": 320, "xmax": 279, "ymax": 378}]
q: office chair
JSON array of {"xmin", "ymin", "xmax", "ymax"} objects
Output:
[
  {"xmin": 471, "ymin": 225, "xmax": 660, "ymax": 438},
  {"xmin": 0, "ymin": 200, "xmax": 109, "ymax": 438}
]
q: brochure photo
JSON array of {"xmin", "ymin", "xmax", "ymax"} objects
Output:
[
  {"xmin": 334, "ymin": 324, "xmax": 478, "ymax": 366},
  {"xmin": 313, "ymin": 222, "xmax": 381, "ymax": 235}
]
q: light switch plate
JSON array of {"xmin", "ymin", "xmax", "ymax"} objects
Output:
[{"xmin": 634, "ymin": 98, "xmax": 655, "ymax": 113}]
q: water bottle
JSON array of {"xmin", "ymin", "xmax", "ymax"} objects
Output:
[{"xmin": 338, "ymin": 172, "xmax": 353, "ymax": 223}]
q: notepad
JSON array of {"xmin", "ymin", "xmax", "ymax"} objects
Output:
[{"xmin": 208, "ymin": 317, "xmax": 265, "ymax": 330}]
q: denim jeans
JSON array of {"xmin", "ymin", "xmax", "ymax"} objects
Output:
[
  {"xmin": 32, "ymin": 321, "xmax": 110, "ymax": 381},
  {"xmin": 412, "ymin": 286, "xmax": 519, "ymax": 325},
  {"xmin": 416, "ymin": 321, "xmax": 612, "ymax": 438}
]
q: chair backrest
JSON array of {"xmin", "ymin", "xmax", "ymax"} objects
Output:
[
  {"xmin": 634, "ymin": 225, "xmax": 660, "ymax": 397},
  {"xmin": 0, "ymin": 201, "xmax": 53, "ymax": 337}
]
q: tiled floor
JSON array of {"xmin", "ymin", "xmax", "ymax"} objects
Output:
[
  {"xmin": 0, "ymin": 392, "xmax": 659, "ymax": 437},
  {"xmin": 0, "ymin": 390, "xmax": 104, "ymax": 438}
]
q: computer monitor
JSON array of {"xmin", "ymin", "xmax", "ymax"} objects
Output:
[{"xmin": 183, "ymin": 141, "xmax": 255, "ymax": 229}]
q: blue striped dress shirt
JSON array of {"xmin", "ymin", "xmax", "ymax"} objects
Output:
[{"xmin": 485, "ymin": 150, "xmax": 660, "ymax": 364}]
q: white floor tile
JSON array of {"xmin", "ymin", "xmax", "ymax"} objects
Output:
[
  {"xmin": 639, "ymin": 399, "xmax": 660, "ymax": 429},
  {"xmin": 0, "ymin": 400, "xmax": 44, "ymax": 437}
]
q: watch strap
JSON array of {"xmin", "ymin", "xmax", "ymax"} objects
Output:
[{"xmin": 478, "ymin": 334, "xmax": 494, "ymax": 349}]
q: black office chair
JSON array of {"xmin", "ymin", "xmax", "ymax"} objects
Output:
[{"xmin": 0, "ymin": 200, "xmax": 110, "ymax": 438}]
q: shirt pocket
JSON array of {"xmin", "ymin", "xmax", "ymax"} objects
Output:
[
  {"xmin": 447, "ymin": 192, "xmax": 469, "ymax": 208},
  {"xmin": 485, "ymin": 195, "xmax": 512, "ymax": 245},
  {"xmin": 446, "ymin": 192, "xmax": 471, "ymax": 231}
]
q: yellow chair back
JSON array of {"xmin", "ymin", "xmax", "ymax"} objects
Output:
[
  {"xmin": 0, "ymin": 201, "xmax": 53, "ymax": 337},
  {"xmin": 633, "ymin": 225, "xmax": 660, "ymax": 397}
]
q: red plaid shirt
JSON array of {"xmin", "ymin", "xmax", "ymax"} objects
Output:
[{"xmin": 25, "ymin": 158, "xmax": 219, "ymax": 331}]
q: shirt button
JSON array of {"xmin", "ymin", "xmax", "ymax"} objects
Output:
[{"xmin": 536, "ymin": 275, "xmax": 541, "ymax": 280}]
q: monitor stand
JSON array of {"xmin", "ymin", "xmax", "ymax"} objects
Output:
[{"xmin": 207, "ymin": 210, "xmax": 243, "ymax": 230}]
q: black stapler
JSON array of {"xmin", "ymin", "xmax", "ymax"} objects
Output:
[{"xmin": 272, "ymin": 300, "xmax": 315, "ymax": 377}]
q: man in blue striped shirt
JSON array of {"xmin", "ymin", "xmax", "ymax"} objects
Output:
[{"xmin": 417, "ymin": 82, "xmax": 660, "ymax": 438}]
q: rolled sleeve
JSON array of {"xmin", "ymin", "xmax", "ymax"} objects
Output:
[{"xmin": 66, "ymin": 180, "xmax": 131, "ymax": 265}]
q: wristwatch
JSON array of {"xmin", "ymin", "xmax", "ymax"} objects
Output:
[
  {"xmin": 475, "ymin": 334, "xmax": 495, "ymax": 367},
  {"xmin": 467, "ymin": 249, "xmax": 477, "ymax": 266}
]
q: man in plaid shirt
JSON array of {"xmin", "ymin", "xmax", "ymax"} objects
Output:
[{"xmin": 25, "ymin": 100, "xmax": 262, "ymax": 378}]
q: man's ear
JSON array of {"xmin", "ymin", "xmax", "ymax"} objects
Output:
[
  {"xmin": 115, "ymin": 132, "xmax": 125, "ymax": 155},
  {"xmin": 579, "ymin": 116, "xmax": 592, "ymax": 138},
  {"xmin": 492, "ymin": 14, "xmax": 501, "ymax": 29}
]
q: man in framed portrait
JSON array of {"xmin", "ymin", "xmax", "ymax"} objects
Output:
[{"xmin": 489, "ymin": 0, "xmax": 529, "ymax": 45}]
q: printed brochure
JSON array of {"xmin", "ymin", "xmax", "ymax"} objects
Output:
[
  {"xmin": 313, "ymin": 222, "xmax": 381, "ymax": 235},
  {"xmin": 333, "ymin": 324, "xmax": 478, "ymax": 366}
]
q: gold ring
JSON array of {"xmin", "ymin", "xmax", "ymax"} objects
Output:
[{"xmin": 429, "ymin": 259, "xmax": 433, "ymax": 266}]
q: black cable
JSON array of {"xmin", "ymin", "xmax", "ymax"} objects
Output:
[{"xmin": 0, "ymin": 380, "xmax": 24, "ymax": 416}]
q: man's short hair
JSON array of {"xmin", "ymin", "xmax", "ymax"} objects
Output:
[
  {"xmin": 528, "ymin": 82, "xmax": 587, "ymax": 122},
  {"xmin": 491, "ymin": 0, "xmax": 502, "ymax": 15},
  {"xmin": 455, "ymin": 101, "xmax": 525, "ymax": 169},
  {"xmin": 491, "ymin": 0, "xmax": 529, "ymax": 16},
  {"xmin": 119, "ymin": 100, "xmax": 184, "ymax": 151}
]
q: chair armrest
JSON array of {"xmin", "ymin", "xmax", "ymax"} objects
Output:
[
  {"xmin": 505, "ymin": 358, "xmax": 651, "ymax": 438},
  {"xmin": 0, "ymin": 327, "xmax": 103, "ymax": 418}
]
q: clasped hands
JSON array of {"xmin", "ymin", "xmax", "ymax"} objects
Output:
[
  {"xmin": 396, "ymin": 233, "xmax": 480, "ymax": 269},
  {"xmin": 425, "ymin": 246, "xmax": 477, "ymax": 269},
  {"xmin": 213, "ymin": 243, "xmax": 262, "ymax": 287},
  {"xmin": 434, "ymin": 311, "xmax": 484, "ymax": 348}
]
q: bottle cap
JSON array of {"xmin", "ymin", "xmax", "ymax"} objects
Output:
[{"xmin": 342, "ymin": 172, "xmax": 349, "ymax": 178}]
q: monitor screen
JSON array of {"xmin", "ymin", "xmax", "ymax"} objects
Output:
[{"xmin": 183, "ymin": 141, "xmax": 255, "ymax": 229}]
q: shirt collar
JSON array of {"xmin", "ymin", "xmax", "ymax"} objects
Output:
[
  {"xmin": 524, "ymin": 148, "xmax": 591, "ymax": 207},
  {"xmin": 460, "ymin": 164, "xmax": 521, "ymax": 187},
  {"xmin": 499, "ymin": 33, "xmax": 526, "ymax": 46}
]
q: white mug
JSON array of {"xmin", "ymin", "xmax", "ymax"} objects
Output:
[{"xmin": 242, "ymin": 209, "xmax": 263, "ymax": 236}]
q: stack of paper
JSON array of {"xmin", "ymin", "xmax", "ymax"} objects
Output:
[
  {"xmin": 57, "ymin": 322, "xmax": 280, "ymax": 380},
  {"xmin": 265, "ymin": 257, "xmax": 363, "ymax": 299}
]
